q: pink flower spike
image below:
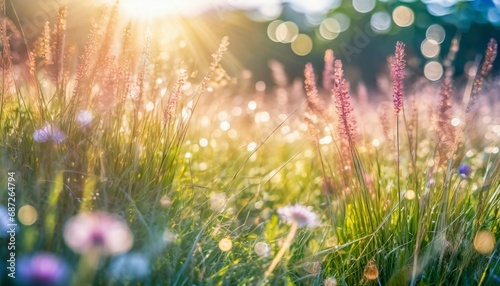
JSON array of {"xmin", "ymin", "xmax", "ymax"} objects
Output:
[
  {"xmin": 304, "ymin": 63, "xmax": 324, "ymax": 116},
  {"xmin": 333, "ymin": 60, "xmax": 357, "ymax": 147},
  {"xmin": 323, "ymin": 49, "xmax": 334, "ymax": 91},
  {"xmin": 391, "ymin": 42, "xmax": 406, "ymax": 114}
]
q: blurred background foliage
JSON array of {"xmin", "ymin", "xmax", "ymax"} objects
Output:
[{"xmin": 6, "ymin": 0, "xmax": 500, "ymax": 88}]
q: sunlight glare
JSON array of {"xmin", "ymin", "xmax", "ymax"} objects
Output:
[{"xmin": 119, "ymin": 0, "xmax": 212, "ymax": 18}]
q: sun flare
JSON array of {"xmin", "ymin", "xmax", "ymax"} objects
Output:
[{"xmin": 118, "ymin": 0, "xmax": 213, "ymax": 19}]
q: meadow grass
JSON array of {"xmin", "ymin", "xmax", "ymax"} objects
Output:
[{"xmin": 1, "ymin": 4, "xmax": 500, "ymax": 286}]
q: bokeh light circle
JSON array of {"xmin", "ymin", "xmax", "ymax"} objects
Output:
[
  {"xmin": 424, "ymin": 61, "xmax": 443, "ymax": 81},
  {"xmin": 319, "ymin": 18, "xmax": 341, "ymax": 40},
  {"xmin": 219, "ymin": 237, "xmax": 233, "ymax": 252},
  {"xmin": 267, "ymin": 20, "xmax": 283, "ymax": 42},
  {"xmin": 332, "ymin": 13, "xmax": 351, "ymax": 32},
  {"xmin": 275, "ymin": 21, "xmax": 299, "ymax": 43},
  {"xmin": 474, "ymin": 230, "xmax": 496, "ymax": 254},
  {"xmin": 18, "ymin": 205, "xmax": 38, "ymax": 226},
  {"xmin": 370, "ymin": 11, "xmax": 392, "ymax": 33},
  {"xmin": 426, "ymin": 24, "xmax": 446, "ymax": 44},
  {"xmin": 353, "ymin": 0, "xmax": 376, "ymax": 13},
  {"xmin": 421, "ymin": 39, "xmax": 441, "ymax": 58},
  {"xmin": 291, "ymin": 34, "xmax": 313, "ymax": 56},
  {"xmin": 393, "ymin": 6, "xmax": 415, "ymax": 27}
]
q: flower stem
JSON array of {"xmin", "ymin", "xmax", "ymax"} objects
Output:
[
  {"xmin": 396, "ymin": 114, "xmax": 401, "ymax": 225},
  {"xmin": 264, "ymin": 222, "xmax": 299, "ymax": 278},
  {"xmin": 72, "ymin": 249, "xmax": 100, "ymax": 286}
]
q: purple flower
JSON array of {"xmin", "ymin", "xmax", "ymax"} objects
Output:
[
  {"xmin": 458, "ymin": 164, "xmax": 472, "ymax": 179},
  {"xmin": 0, "ymin": 205, "xmax": 12, "ymax": 237},
  {"xmin": 17, "ymin": 252, "xmax": 70, "ymax": 286},
  {"xmin": 277, "ymin": 204, "xmax": 319, "ymax": 228},
  {"xmin": 63, "ymin": 212, "xmax": 134, "ymax": 256},
  {"xmin": 33, "ymin": 124, "xmax": 66, "ymax": 143},
  {"xmin": 76, "ymin": 110, "xmax": 93, "ymax": 128}
]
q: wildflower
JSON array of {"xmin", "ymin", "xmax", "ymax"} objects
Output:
[
  {"xmin": 76, "ymin": 110, "xmax": 93, "ymax": 128},
  {"xmin": 108, "ymin": 253, "xmax": 150, "ymax": 281},
  {"xmin": 332, "ymin": 60, "xmax": 357, "ymax": 148},
  {"xmin": 0, "ymin": 205, "xmax": 13, "ymax": 237},
  {"xmin": 390, "ymin": 41, "xmax": 406, "ymax": 115},
  {"xmin": 277, "ymin": 204, "xmax": 319, "ymax": 228},
  {"xmin": 254, "ymin": 241, "xmax": 271, "ymax": 257},
  {"xmin": 210, "ymin": 192, "xmax": 228, "ymax": 212},
  {"xmin": 33, "ymin": 123, "xmax": 66, "ymax": 143},
  {"xmin": 428, "ymin": 178, "xmax": 435, "ymax": 186},
  {"xmin": 480, "ymin": 38, "xmax": 497, "ymax": 78},
  {"xmin": 467, "ymin": 38, "xmax": 498, "ymax": 116},
  {"xmin": 265, "ymin": 204, "xmax": 318, "ymax": 277},
  {"xmin": 165, "ymin": 69, "xmax": 187, "ymax": 120},
  {"xmin": 63, "ymin": 212, "xmax": 133, "ymax": 255},
  {"xmin": 322, "ymin": 49, "xmax": 334, "ymax": 91},
  {"xmin": 324, "ymin": 277, "xmax": 338, "ymax": 286},
  {"xmin": 377, "ymin": 102, "xmax": 393, "ymax": 145},
  {"xmin": 435, "ymin": 77, "xmax": 455, "ymax": 164},
  {"xmin": 17, "ymin": 252, "xmax": 70, "ymax": 286},
  {"xmin": 458, "ymin": 164, "xmax": 472, "ymax": 179},
  {"xmin": 304, "ymin": 63, "xmax": 324, "ymax": 117},
  {"xmin": 363, "ymin": 260, "xmax": 379, "ymax": 280},
  {"xmin": 160, "ymin": 196, "xmax": 171, "ymax": 208}
]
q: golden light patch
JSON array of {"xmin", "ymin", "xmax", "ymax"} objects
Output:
[
  {"xmin": 18, "ymin": 205, "xmax": 38, "ymax": 226},
  {"xmin": 218, "ymin": 237, "xmax": 232, "ymax": 252},
  {"xmin": 474, "ymin": 230, "xmax": 496, "ymax": 254}
]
